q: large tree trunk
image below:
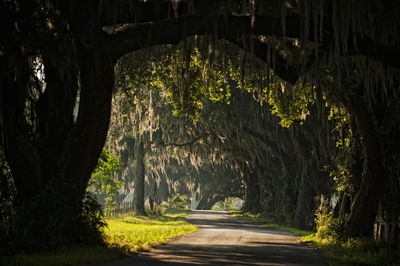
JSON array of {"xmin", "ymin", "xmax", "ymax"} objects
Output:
[
  {"xmin": 294, "ymin": 171, "xmax": 313, "ymax": 229},
  {"xmin": 243, "ymin": 169, "xmax": 260, "ymax": 213},
  {"xmin": 1, "ymin": 2, "xmax": 115, "ymax": 252},
  {"xmin": 134, "ymin": 140, "xmax": 146, "ymax": 215},
  {"xmin": 345, "ymin": 96, "xmax": 386, "ymax": 237}
]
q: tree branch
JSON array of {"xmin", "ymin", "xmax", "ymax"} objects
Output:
[
  {"xmin": 110, "ymin": 14, "xmax": 300, "ymax": 83},
  {"xmin": 162, "ymin": 135, "xmax": 203, "ymax": 147},
  {"xmin": 106, "ymin": 4, "xmax": 400, "ymax": 70},
  {"xmin": 99, "ymin": 0, "xmax": 237, "ymax": 26}
]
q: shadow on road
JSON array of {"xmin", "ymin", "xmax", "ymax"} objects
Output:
[
  {"xmin": 188, "ymin": 210, "xmax": 294, "ymax": 236},
  {"xmin": 140, "ymin": 243, "xmax": 325, "ymax": 265},
  {"xmin": 99, "ymin": 210, "xmax": 327, "ymax": 266}
]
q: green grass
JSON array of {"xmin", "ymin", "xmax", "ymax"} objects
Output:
[
  {"xmin": 104, "ymin": 209, "xmax": 198, "ymax": 251},
  {"xmin": 231, "ymin": 211, "xmax": 313, "ymax": 236},
  {"xmin": 1, "ymin": 209, "xmax": 198, "ymax": 266},
  {"xmin": 302, "ymin": 234, "xmax": 400, "ymax": 266}
]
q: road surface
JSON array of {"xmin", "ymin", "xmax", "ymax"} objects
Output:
[{"xmin": 98, "ymin": 210, "xmax": 327, "ymax": 266}]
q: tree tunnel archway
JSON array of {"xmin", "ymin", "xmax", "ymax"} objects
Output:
[{"xmin": 2, "ymin": 1, "xmax": 400, "ymax": 252}]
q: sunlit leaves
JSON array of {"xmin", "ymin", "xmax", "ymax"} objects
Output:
[
  {"xmin": 263, "ymin": 82, "xmax": 315, "ymax": 127},
  {"xmin": 88, "ymin": 148, "xmax": 123, "ymax": 196}
]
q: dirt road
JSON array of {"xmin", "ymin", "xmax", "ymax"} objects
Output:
[{"xmin": 98, "ymin": 210, "xmax": 327, "ymax": 265}]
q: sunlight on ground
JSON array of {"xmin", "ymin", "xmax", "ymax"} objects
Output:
[
  {"xmin": 1, "ymin": 209, "xmax": 198, "ymax": 266},
  {"xmin": 104, "ymin": 209, "xmax": 198, "ymax": 251}
]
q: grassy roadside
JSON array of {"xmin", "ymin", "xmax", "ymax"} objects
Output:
[
  {"xmin": 231, "ymin": 211, "xmax": 313, "ymax": 236},
  {"xmin": 232, "ymin": 211, "xmax": 399, "ymax": 265},
  {"xmin": 104, "ymin": 209, "xmax": 198, "ymax": 252},
  {"xmin": 302, "ymin": 234, "xmax": 400, "ymax": 266},
  {"xmin": 1, "ymin": 209, "xmax": 198, "ymax": 266}
]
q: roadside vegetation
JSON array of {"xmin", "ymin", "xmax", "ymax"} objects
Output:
[
  {"xmin": 232, "ymin": 211, "xmax": 312, "ymax": 236},
  {"xmin": 301, "ymin": 210, "xmax": 400, "ymax": 266},
  {"xmin": 233, "ymin": 210, "xmax": 400, "ymax": 265},
  {"xmin": 211, "ymin": 197, "xmax": 243, "ymax": 211},
  {"xmin": 104, "ymin": 209, "xmax": 198, "ymax": 252},
  {"xmin": 1, "ymin": 209, "xmax": 197, "ymax": 266},
  {"xmin": 302, "ymin": 234, "xmax": 399, "ymax": 266}
]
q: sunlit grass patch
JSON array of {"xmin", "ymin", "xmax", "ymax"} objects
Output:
[
  {"xmin": 103, "ymin": 209, "xmax": 198, "ymax": 251},
  {"xmin": 231, "ymin": 211, "xmax": 313, "ymax": 236},
  {"xmin": 1, "ymin": 209, "xmax": 197, "ymax": 266},
  {"xmin": 302, "ymin": 234, "xmax": 400, "ymax": 265}
]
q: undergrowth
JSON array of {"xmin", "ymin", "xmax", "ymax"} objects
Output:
[
  {"xmin": 303, "ymin": 211, "xmax": 400, "ymax": 265},
  {"xmin": 302, "ymin": 234, "xmax": 400, "ymax": 265},
  {"xmin": 232, "ymin": 210, "xmax": 400, "ymax": 265}
]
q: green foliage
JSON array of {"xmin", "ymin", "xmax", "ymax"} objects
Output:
[
  {"xmin": 145, "ymin": 204, "xmax": 165, "ymax": 216},
  {"xmin": 313, "ymin": 195, "xmax": 344, "ymax": 242},
  {"xmin": 167, "ymin": 194, "xmax": 190, "ymax": 210},
  {"xmin": 305, "ymin": 196, "xmax": 400, "ymax": 265},
  {"xmin": 80, "ymin": 192, "xmax": 107, "ymax": 242},
  {"xmin": 266, "ymin": 82, "xmax": 315, "ymax": 127},
  {"xmin": 212, "ymin": 197, "xmax": 242, "ymax": 211},
  {"xmin": 302, "ymin": 234, "xmax": 400, "ymax": 266},
  {"xmin": 115, "ymin": 43, "xmax": 235, "ymax": 122},
  {"xmin": 326, "ymin": 107, "xmax": 360, "ymax": 195},
  {"xmin": 88, "ymin": 148, "xmax": 123, "ymax": 196},
  {"xmin": 314, "ymin": 211, "xmax": 343, "ymax": 241}
]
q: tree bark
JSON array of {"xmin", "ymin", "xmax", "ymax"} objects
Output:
[
  {"xmin": 294, "ymin": 171, "xmax": 313, "ymax": 229},
  {"xmin": 243, "ymin": 169, "xmax": 260, "ymax": 213},
  {"xmin": 134, "ymin": 140, "xmax": 146, "ymax": 215},
  {"xmin": 0, "ymin": 2, "xmax": 116, "ymax": 251},
  {"xmin": 345, "ymin": 96, "xmax": 387, "ymax": 237}
]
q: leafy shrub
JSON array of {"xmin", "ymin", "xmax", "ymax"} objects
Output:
[
  {"xmin": 160, "ymin": 201, "xmax": 170, "ymax": 210},
  {"xmin": 167, "ymin": 194, "xmax": 189, "ymax": 210},
  {"xmin": 81, "ymin": 192, "xmax": 107, "ymax": 243},
  {"xmin": 88, "ymin": 148, "xmax": 123, "ymax": 196},
  {"xmin": 315, "ymin": 211, "xmax": 343, "ymax": 241},
  {"xmin": 145, "ymin": 204, "xmax": 165, "ymax": 216}
]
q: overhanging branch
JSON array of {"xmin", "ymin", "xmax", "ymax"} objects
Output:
[
  {"xmin": 162, "ymin": 135, "xmax": 203, "ymax": 147},
  {"xmin": 110, "ymin": 14, "xmax": 300, "ymax": 83}
]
